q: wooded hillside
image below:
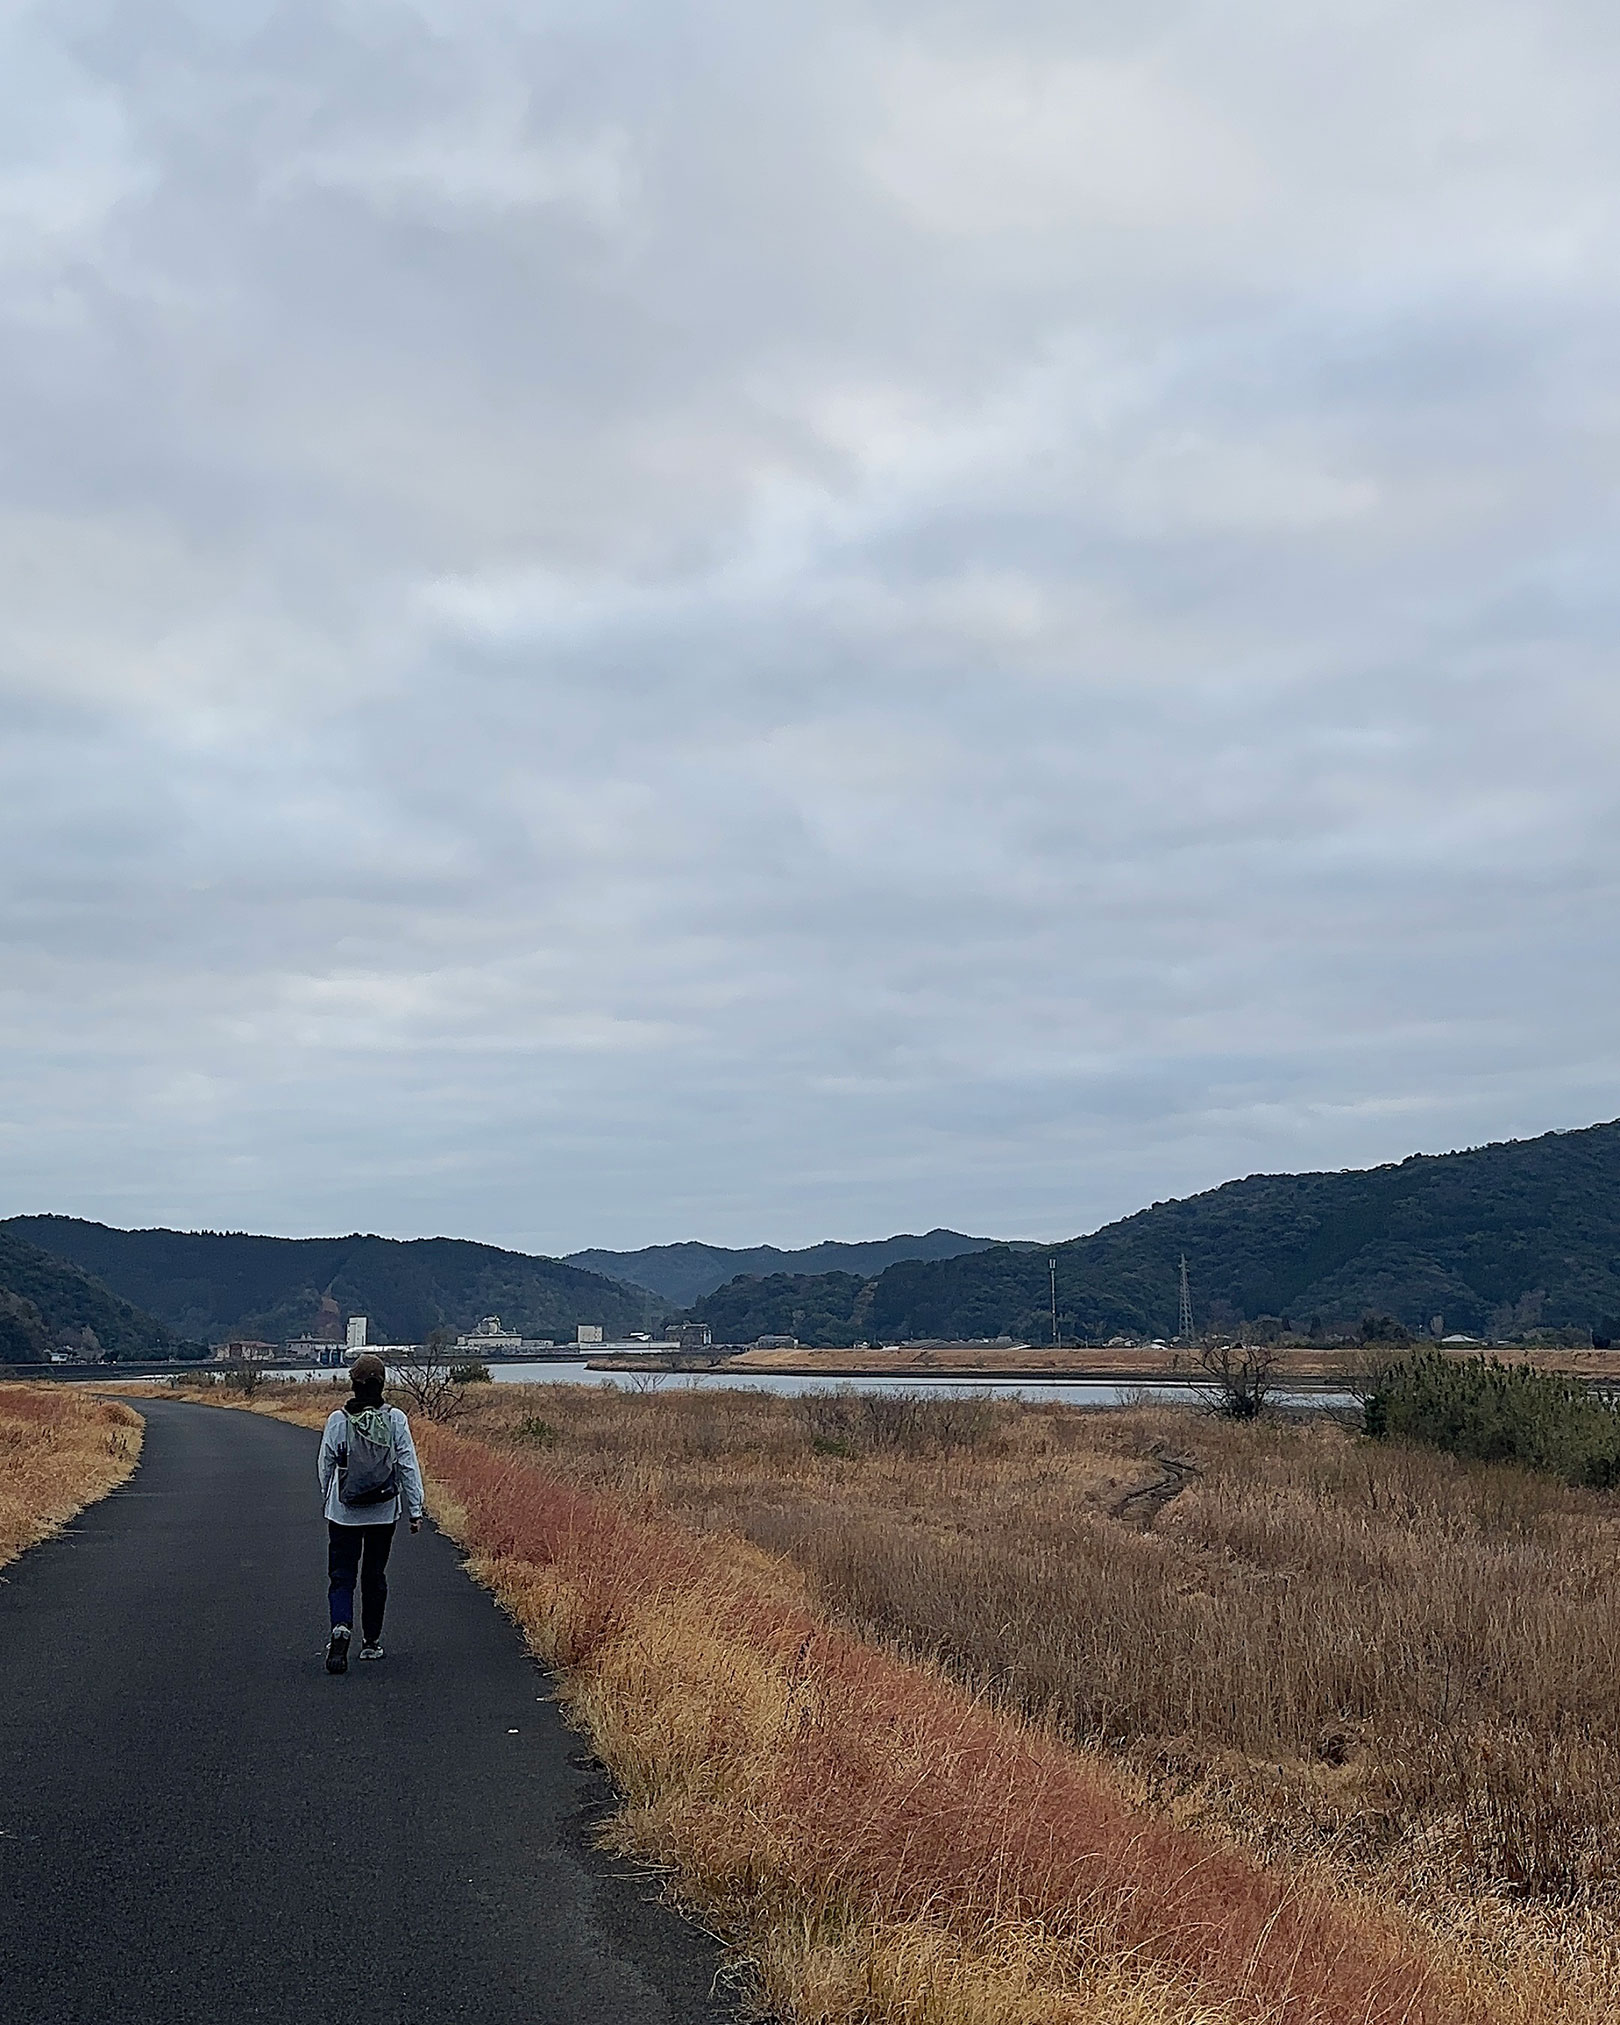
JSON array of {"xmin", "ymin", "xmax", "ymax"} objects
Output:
[
  {"xmin": 688, "ymin": 1120, "xmax": 1620, "ymax": 1345},
  {"xmin": 1, "ymin": 1220, "xmax": 653, "ymax": 1347},
  {"xmin": 565, "ymin": 1230, "xmax": 1004, "ymax": 1305},
  {"xmin": 0, "ymin": 1232, "xmax": 193, "ymax": 1362}
]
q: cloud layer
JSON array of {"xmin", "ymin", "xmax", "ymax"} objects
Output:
[{"xmin": 4, "ymin": 0, "xmax": 1619, "ymax": 1249}]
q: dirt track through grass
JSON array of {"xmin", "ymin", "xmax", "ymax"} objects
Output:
[{"xmin": 1108, "ymin": 1443, "xmax": 1199, "ymax": 1528}]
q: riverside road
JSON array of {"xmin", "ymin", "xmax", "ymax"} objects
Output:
[{"xmin": 0, "ymin": 1399, "xmax": 735, "ymax": 2025}]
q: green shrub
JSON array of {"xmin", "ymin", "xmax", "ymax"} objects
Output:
[
  {"xmin": 512, "ymin": 1414, "xmax": 561, "ymax": 1447},
  {"xmin": 1363, "ymin": 1352, "xmax": 1620, "ymax": 1487},
  {"xmin": 449, "ymin": 1361, "xmax": 492, "ymax": 1384}
]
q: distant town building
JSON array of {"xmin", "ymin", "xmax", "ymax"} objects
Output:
[
  {"xmin": 755, "ymin": 1334, "xmax": 796, "ymax": 1350},
  {"xmin": 346, "ymin": 1316, "xmax": 368, "ymax": 1350},
  {"xmin": 577, "ymin": 1324, "xmax": 604, "ymax": 1346},
  {"xmin": 281, "ymin": 1338, "xmax": 346, "ymax": 1363},
  {"xmin": 216, "ymin": 1339, "xmax": 279, "ymax": 1363},
  {"xmin": 456, "ymin": 1315, "xmax": 525, "ymax": 1353}
]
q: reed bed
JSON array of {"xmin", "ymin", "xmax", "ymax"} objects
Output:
[
  {"xmin": 423, "ymin": 1417, "xmax": 1477, "ymax": 2025},
  {"xmin": 206, "ymin": 1378, "xmax": 1620, "ymax": 2022},
  {"xmin": 0, "ymin": 1382, "xmax": 143, "ymax": 1568},
  {"xmin": 459, "ymin": 1386, "xmax": 1620, "ymax": 1899}
]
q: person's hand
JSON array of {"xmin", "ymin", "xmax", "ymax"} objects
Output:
[{"xmin": 410, "ymin": 1517, "xmax": 422, "ymax": 1534}]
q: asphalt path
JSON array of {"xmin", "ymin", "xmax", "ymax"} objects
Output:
[{"xmin": 0, "ymin": 1398, "xmax": 738, "ymax": 2025}]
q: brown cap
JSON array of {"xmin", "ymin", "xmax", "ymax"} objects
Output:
[{"xmin": 349, "ymin": 1352, "xmax": 387, "ymax": 1387}]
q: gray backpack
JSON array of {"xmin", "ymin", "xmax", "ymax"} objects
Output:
[{"xmin": 338, "ymin": 1408, "xmax": 398, "ymax": 1508}]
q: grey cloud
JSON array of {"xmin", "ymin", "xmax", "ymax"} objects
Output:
[{"xmin": 2, "ymin": 0, "xmax": 1619, "ymax": 1248}]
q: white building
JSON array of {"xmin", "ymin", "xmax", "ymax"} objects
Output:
[
  {"xmin": 456, "ymin": 1315, "xmax": 526, "ymax": 1353},
  {"xmin": 346, "ymin": 1316, "xmax": 368, "ymax": 1350},
  {"xmin": 577, "ymin": 1324, "xmax": 603, "ymax": 1346}
]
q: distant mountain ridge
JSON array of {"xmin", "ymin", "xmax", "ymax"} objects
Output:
[
  {"xmin": 1, "ymin": 1219, "xmax": 654, "ymax": 1347},
  {"xmin": 564, "ymin": 1230, "xmax": 1007, "ymax": 1306},
  {"xmin": 684, "ymin": 1120, "xmax": 1620, "ymax": 1346},
  {"xmin": 0, "ymin": 1230, "xmax": 193, "ymax": 1362},
  {"xmin": 18, "ymin": 1118, "xmax": 1620, "ymax": 1356}
]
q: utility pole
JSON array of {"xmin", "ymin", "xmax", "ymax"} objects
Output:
[
  {"xmin": 1050, "ymin": 1257, "xmax": 1058, "ymax": 1348},
  {"xmin": 1178, "ymin": 1254, "xmax": 1194, "ymax": 1342}
]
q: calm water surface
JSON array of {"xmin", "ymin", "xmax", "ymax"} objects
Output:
[{"xmin": 267, "ymin": 1358, "xmax": 1353, "ymax": 1411}]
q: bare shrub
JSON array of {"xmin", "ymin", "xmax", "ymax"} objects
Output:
[
  {"xmin": 223, "ymin": 1356, "xmax": 265, "ymax": 1398},
  {"xmin": 391, "ymin": 1331, "xmax": 464, "ymax": 1422},
  {"xmin": 1194, "ymin": 1337, "xmax": 1277, "ymax": 1418}
]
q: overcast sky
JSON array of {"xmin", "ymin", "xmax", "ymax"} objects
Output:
[{"xmin": 3, "ymin": 0, "xmax": 1618, "ymax": 1252}]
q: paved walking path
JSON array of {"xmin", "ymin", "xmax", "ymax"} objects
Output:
[{"xmin": 0, "ymin": 1399, "xmax": 736, "ymax": 2025}]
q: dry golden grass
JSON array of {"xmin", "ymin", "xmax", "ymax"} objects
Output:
[
  {"xmin": 178, "ymin": 1377, "xmax": 1620, "ymax": 2023},
  {"xmin": 432, "ymin": 1418, "xmax": 1474, "ymax": 2025},
  {"xmin": 0, "ymin": 1382, "xmax": 143, "ymax": 1569},
  {"xmin": 461, "ymin": 1386, "xmax": 1620, "ymax": 1882}
]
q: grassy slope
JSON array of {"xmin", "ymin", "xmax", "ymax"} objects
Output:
[
  {"xmin": 0, "ymin": 1385, "xmax": 144, "ymax": 1567},
  {"xmin": 170, "ymin": 1375, "xmax": 1613, "ymax": 2025}
]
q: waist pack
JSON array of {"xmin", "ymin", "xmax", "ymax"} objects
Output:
[{"xmin": 338, "ymin": 1407, "xmax": 398, "ymax": 1508}]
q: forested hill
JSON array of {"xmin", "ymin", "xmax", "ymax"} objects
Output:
[
  {"xmin": 0, "ymin": 1231, "xmax": 193, "ymax": 1362},
  {"xmin": 565, "ymin": 1229, "xmax": 1006, "ymax": 1306},
  {"xmin": 687, "ymin": 1120, "xmax": 1620, "ymax": 1346},
  {"xmin": 0, "ymin": 1220, "xmax": 653, "ymax": 1347}
]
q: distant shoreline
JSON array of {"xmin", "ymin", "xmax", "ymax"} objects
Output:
[{"xmin": 588, "ymin": 1342, "xmax": 1620, "ymax": 1385}]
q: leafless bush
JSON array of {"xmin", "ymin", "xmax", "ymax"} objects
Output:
[
  {"xmin": 391, "ymin": 1332, "xmax": 465, "ymax": 1421},
  {"xmin": 1194, "ymin": 1337, "xmax": 1277, "ymax": 1418}
]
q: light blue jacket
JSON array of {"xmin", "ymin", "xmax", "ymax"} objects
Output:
[{"xmin": 317, "ymin": 1406, "xmax": 425, "ymax": 1527}]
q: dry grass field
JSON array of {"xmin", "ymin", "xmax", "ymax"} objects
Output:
[
  {"xmin": 171, "ymin": 1375, "xmax": 1620, "ymax": 2023},
  {"xmin": 0, "ymin": 1383, "xmax": 143, "ymax": 1570},
  {"xmin": 716, "ymin": 1345, "xmax": 1620, "ymax": 1384}
]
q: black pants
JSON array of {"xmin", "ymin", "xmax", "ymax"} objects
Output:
[{"xmin": 327, "ymin": 1522, "xmax": 395, "ymax": 1643}]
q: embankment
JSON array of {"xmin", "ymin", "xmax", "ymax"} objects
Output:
[{"xmin": 0, "ymin": 1382, "xmax": 143, "ymax": 1569}]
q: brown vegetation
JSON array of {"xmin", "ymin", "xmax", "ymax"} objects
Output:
[
  {"xmin": 717, "ymin": 1343, "xmax": 1620, "ymax": 1384},
  {"xmin": 0, "ymin": 1383, "xmax": 143, "ymax": 1569},
  {"xmin": 183, "ymin": 1376, "xmax": 1620, "ymax": 2022}
]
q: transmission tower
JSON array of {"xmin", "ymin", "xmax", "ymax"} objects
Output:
[{"xmin": 1177, "ymin": 1254, "xmax": 1194, "ymax": 1341}]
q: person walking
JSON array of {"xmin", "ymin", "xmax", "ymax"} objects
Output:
[{"xmin": 318, "ymin": 1352, "xmax": 425, "ymax": 1674}]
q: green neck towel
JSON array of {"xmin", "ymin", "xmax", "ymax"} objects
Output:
[{"xmin": 346, "ymin": 1405, "xmax": 393, "ymax": 1445}]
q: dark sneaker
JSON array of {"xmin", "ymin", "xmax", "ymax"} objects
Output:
[
  {"xmin": 358, "ymin": 1642, "xmax": 384, "ymax": 1661},
  {"xmin": 325, "ymin": 1626, "xmax": 351, "ymax": 1675}
]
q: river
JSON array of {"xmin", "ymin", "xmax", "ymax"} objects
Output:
[{"xmin": 263, "ymin": 1358, "xmax": 1354, "ymax": 1411}]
